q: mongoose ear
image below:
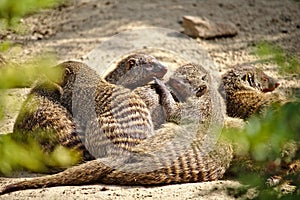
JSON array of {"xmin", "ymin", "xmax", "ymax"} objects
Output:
[
  {"xmin": 126, "ymin": 58, "xmax": 137, "ymax": 71},
  {"xmin": 64, "ymin": 67, "xmax": 72, "ymax": 77}
]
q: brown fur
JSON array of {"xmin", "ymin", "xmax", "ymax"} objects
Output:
[
  {"xmin": 222, "ymin": 65, "xmax": 280, "ymax": 119},
  {"xmin": 11, "ymin": 54, "xmax": 166, "ymax": 168},
  {"xmin": 0, "ymin": 63, "xmax": 231, "ymax": 195}
]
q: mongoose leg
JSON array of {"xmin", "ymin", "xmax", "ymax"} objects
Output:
[{"xmin": 153, "ymin": 77, "xmax": 179, "ymax": 123}]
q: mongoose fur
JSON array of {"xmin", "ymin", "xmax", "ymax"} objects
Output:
[
  {"xmin": 0, "ymin": 62, "xmax": 232, "ymax": 194},
  {"xmin": 222, "ymin": 65, "xmax": 280, "ymax": 119},
  {"xmin": 10, "ymin": 54, "xmax": 167, "ymax": 167},
  {"xmin": 0, "ymin": 63, "xmax": 282, "ymax": 194}
]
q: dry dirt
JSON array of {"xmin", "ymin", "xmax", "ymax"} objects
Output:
[{"xmin": 0, "ymin": 0, "xmax": 300, "ymax": 199}]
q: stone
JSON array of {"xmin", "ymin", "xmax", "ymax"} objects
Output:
[{"xmin": 182, "ymin": 15, "xmax": 238, "ymax": 39}]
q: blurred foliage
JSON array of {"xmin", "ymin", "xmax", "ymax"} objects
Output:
[
  {"xmin": 0, "ymin": 0, "xmax": 66, "ymax": 28},
  {"xmin": 225, "ymin": 101, "xmax": 299, "ymax": 161},
  {"xmin": 0, "ymin": 55, "xmax": 79, "ymax": 174},
  {"xmin": 223, "ymin": 100, "xmax": 300, "ymax": 199},
  {"xmin": 254, "ymin": 42, "xmax": 300, "ymax": 75},
  {"xmin": 0, "ymin": 134, "xmax": 80, "ymax": 174},
  {"xmin": 0, "ymin": 1, "xmax": 299, "ymax": 197},
  {"xmin": 223, "ymin": 41, "xmax": 300, "ymax": 199},
  {"xmin": 0, "ymin": 0, "xmax": 77, "ymax": 172},
  {"xmin": 0, "ymin": 54, "xmax": 62, "ymax": 88},
  {"xmin": 0, "ymin": 40, "xmax": 11, "ymax": 52}
]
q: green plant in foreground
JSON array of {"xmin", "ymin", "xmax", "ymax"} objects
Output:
[
  {"xmin": 0, "ymin": 0, "xmax": 66, "ymax": 28},
  {"xmin": 0, "ymin": 54, "xmax": 62, "ymax": 88},
  {"xmin": 0, "ymin": 134, "xmax": 80, "ymax": 174},
  {"xmin": 0, "ymin": 60, "xmax": 80, "ymax": 174},
  {"xmin": 0, "ymin": 44, "xmax": 79, "ymax": 174},
  {"xmin": 223, "ymin": 100, "xmax": 300, "ymax": 199}
]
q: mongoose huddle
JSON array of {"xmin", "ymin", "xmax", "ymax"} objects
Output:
[
  {"xmin": 0, "ymin": 55, "xmax": 282, "ymax": 195},
  {"xmin": 12, "ymin": 54, "xmax": 167, "ymax": 163}
]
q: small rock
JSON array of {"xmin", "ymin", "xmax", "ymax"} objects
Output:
[
  {"xmin": 280, "ymin": 28, "xmax": 288, "ymax": 33},
  {"xmin": 182, "ymin": 15, "xmax": 238, "ymax": 39},
  {"xmin": 248, "ymin": 0, "xmax": 255, "ymax": 7},
  {"xmin": 100, "ymin": 187, "xmax": 109, "ymax": 191}
]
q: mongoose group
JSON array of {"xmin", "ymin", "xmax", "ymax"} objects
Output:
[{"xmin": 0, "ymin": 54, "xmax": 282, "ymax": 195}]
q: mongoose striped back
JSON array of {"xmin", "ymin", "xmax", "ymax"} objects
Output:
[{"xmin": 0, "ymin": 63, "xmax": 232, "ymax": 194}]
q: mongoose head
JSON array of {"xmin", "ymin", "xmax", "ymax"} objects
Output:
[
  {"xmin": 54, "ymin": 61, "xmax": 100, "ymax": 113},
  {"xmin": 56, "ymin": 61, "xmax": 99, "ymax": 87},
  {"xmin": 105, "ymin": 54, "xmax": 167, "ymax": 89},
  {"xmin": 167, "ymin": 64, "xmax": 209, "ymax": 102},
  {"xmin": 239, "ymin": 66, "xmax": 280, "ymax": 93},
  {"xmin": 30, "ymin": 81, "xmax": 63, "ymax": 102},
  {"xmin": 222, "ymin": 65, "xmax": 280, "ymax": 95}
]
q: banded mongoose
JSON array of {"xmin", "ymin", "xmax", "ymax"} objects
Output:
[
  {"xmin": 0, "ymin": 63, "xmax": 232, "ymax": 194},
  {"xmin": 222, "ymin": 65, "xmax": 280, "ymax": 119},
  {"xmin": 10, "ymin": 54, "xmax": 167, "ymax": 168},
  {"xmin": 221, "ymin": 65, "xmax": 299, "ymax": 188},
  {"xmin": 124, "ymin": 63, "xmax": 210, "ymax": 129}
]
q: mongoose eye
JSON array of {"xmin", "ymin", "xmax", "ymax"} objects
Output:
[
  {"xmin": 262, "ymin": 77, "xmax": 268, "ymax": 82},
  {"xmin": 196, "ymin": 85, "xmax": 208, "ymax": 97},
  {"xmin": 65, "ymin": 68, "xmax": 71, "ymax": 75},
  {"xmin": 146, "ymin": 62, "xmax": 154, "ymax": 71},
  {"xmin": 126, "ymin": 58, "xmax": 137, "ymax": 71},
  {"xmin": 245, "ymin": 73, "xmax": 256, "ymax": 87},
  {"xmin": 241, "ymin": 74, "xmax": 247, "ymax": 81}
]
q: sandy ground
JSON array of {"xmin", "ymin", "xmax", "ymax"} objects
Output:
[{"xmin": 0, "ymin": 0, "xmax": 300, "ymax": 199}]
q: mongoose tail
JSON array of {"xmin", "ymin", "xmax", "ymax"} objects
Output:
[
  {"xmin": 0, "ymin": 160, "xmax": 113, "ymax": 195},
  {"xmin": 0, "ymin": 140, "xmax": 232, "ymax": 195}
]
